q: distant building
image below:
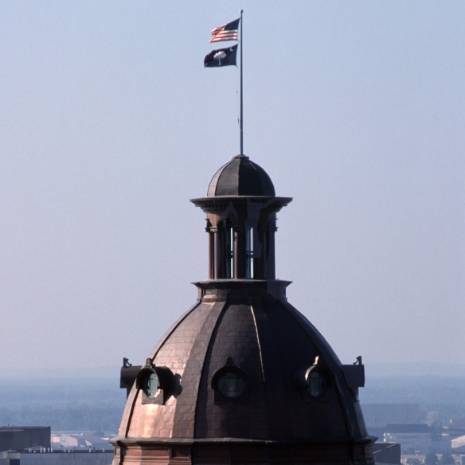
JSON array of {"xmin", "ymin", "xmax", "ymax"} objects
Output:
[
  {"xmin": 381, "ymin": 424, "xmax": 451, "ymax": 455},
  {"xmin": 383, "ymin": 424, "xmax": 431, "ymax": 454},
  {"xmin": 0, "ymin": 428, "xmax": 50, "ymax": 452},
  {"xmin": 20, "ymin": 451, "xmax": 112, "ymax": 465},
  {"xmin": 452, "ymin": 435, "xmax": 465, "ymax": 453},
  {"xmin": 363, "ymin": 404, "xmax": 424, "ymax": 428},
  {"xmin": 0, "ymin": 451, "xmax": 112, "ymax": 465},
  {"xmin": 51, "ymin": 432, "xmax": 111, "ymax": 450},
  {"xmin": 372, "ymin": 443, "xmax": 401, "ymax": 464},
  {"xmin": 0, "ymin": 452, "xmax": 20, "ymax": 465}
]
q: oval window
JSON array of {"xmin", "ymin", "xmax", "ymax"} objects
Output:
[
  {"xmin": 143, "ymin": 371, "xmax": 160, "ymax": 398},
  {"xmin": 306, "ymin": 370, "xmax": 327, "ymax": 398},
  {"xmin": 216, "ymin": 370, "xmax": 246, "ymax": 399}
]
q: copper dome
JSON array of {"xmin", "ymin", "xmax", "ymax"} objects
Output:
[
  {"xmin": 117, "ymin": 281, "xmax": 368, "ymax": 439},
  {"xmin": 207, "ymin": 154, "xmax": 275, "ymax": 197},
  {"xmin": 113, "ymin": 156, "xmax": 373, "ymax": 465}
]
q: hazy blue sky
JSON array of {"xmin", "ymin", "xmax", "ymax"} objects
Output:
[{"xmin": 1, "ymin": 1, "xmax": 464, "ymax": 375}]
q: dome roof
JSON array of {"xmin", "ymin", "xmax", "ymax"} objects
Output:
[
  {"xmin": 113, "ymin": 153, "xmax": 373, "ymax": 465},
  {"xmin": 117, "ymin": 281, "xmax": 368, "ymax": 444},
  {"xmin": 207, "ymin": 155, "xmax": 275, "ymax": 197}
]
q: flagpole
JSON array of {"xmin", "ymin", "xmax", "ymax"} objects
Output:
[{"xmin": 239, "ymin": 9, "xmax": 244, "ymax": 155}]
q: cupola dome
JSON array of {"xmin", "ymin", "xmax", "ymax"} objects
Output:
[{"xmin": 207, "ymin": 154, "xmax": 275, "ymax": 197}]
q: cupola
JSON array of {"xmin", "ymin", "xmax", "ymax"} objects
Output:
[
  {"xmin": 113, "ymin": 155, "xmax": 373, "ymax": 465},
  {"xmin": 192, "ymin": 154, "xmax": 291, "ymax": 280}
]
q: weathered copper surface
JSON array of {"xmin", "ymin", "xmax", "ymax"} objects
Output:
[
  {"xmin": 207, "ymin": 155, "xmax": 275, "ymax": 197},
  {"xmin": 112, "ymin": 155, "xmax": 374, "ymax": 465}
]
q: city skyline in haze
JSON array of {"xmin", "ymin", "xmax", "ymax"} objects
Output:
[{"xmin": 1, "ymin": 1, "xmax": 464, "ymax": 374}]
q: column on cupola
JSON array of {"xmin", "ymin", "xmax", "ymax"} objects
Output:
[{"xmin": 204, "ymin": 199, "xmax": 281, "ymax": 281}]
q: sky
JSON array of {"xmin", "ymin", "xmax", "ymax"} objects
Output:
[{"xmin": 1, "ymin": 1, "xmax": 464, "ymax": 376}]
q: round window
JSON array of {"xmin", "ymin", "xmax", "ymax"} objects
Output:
[
  {"xmin": 143, "ymin": 371, "xmax": 160, "ymax": 398},
  {"xmin": 216, "ymin": 370, "xmax": 246, "ymax": 399},
  {"xmin": 306, "ymin": 370, "xmax": 327, "ymax": 398}
]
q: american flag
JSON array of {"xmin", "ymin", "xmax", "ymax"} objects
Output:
[{"xmin": 210, "ymin": 18, "xmax": 240, "ymax": 43}]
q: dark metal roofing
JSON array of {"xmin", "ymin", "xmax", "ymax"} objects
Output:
[
  {"xmin": 207, "ymin": 155, "xmax": 275, "ymax": 197},
  {"xmin": 117, "ymin": 281, "xmax": 368, "ymax": 443}
]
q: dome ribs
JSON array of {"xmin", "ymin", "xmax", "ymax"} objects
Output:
[
  {"xmin": 171, "ymin": 300, "xmax": 228, "ymax": 438},
  {"xmin": 249, "ymin": 296, "xmax": 347, "ymax": 441},
  {"xmin": 194, "ymin": 300, "xmax": 269, "ymax": 439},
  {"xmin": 125, "ymin": 302, "xmax": 211, "ymax": 439},
  {"xmin": 249, "ymin": 304, "xmax": 266, "ymax": 384},
  {"xmin": 120, "ymin": 301, "xmax": 202, "ymax": 439},
  {"xmin": 207, "ymin": 155, "xmax": 275, "ymax": 197},
  {"xmin": 283, "ymin": 301, "xmax": 369, "ymax": 442}
]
